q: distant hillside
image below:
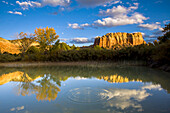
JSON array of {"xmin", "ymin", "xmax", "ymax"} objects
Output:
[
  {"xmin": 0, "ymin": 37, "xmax": 39, "ymax": 54},
  {"xmin": 0, "ymin": 37, "xmax": 20, "ymax": 54}
]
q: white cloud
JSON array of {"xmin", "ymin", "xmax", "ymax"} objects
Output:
[
  {"xmin": 69, "ymin": 4, "xmax": 148, "ymax": 29},
  {"xmin": 94, "ymin": 12, "xmax": 147, "ymax": 27},
  {"xmin": 93, "ymin": 3, "xmax": 148, "ymax": 27},
  {"xmin": 76, "ymin": 0, "xmax": 122, "ymax": 7},
  {"xmin": 138, "ymin": 22, "xmax": 163, "ymax": 31},
  {"xmin": 81, "ymin": 23, "xmax": 90, "ymax": 27},
  {"xmin": 70, "ymin": 37, "xmax": 93, "ymax": 44},
  {"xmin": 163, "ymin": 20, "xmax": 170, "ymax": 24},
  {"xmin": 8, "ymin": 11, "xmax": 22, "ymax": 15},
  {"xmin": 68, "ymin": 23, "xmax": 90, "ymax": 29},
  {"xmin": 16, "ymin": 1, "xmax": 41, "ymax": 10},
  {"xmin": 41, "ymin": 0, "xmax": 70, "ymax": 7},
  {"xmin": 68, "ymin": 23, "xmax": 83, "ymax": 29},
  {"xmin": 99, "ymin": 5, "xmax": 128, "ymax": 17},
  {"xmin": 2, "ymin": 1, "xmax": 8, "ymax": 4}
]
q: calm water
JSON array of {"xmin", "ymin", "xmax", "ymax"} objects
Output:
[{"xmin": 0, "ymin": 64, "xmax": 170, "ymax": 113}]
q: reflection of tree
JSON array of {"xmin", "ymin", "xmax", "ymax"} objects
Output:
[
  {"xmin": 36, "ymin": 75, "xmax": 61, "ymax": 101},
  {"xmin": 17, "ymin": 74, "xmax": 61, "ymax": 102}
]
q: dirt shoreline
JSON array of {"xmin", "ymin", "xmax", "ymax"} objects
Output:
[{"xmin": 0, "ymin": 61, "xmax": 146, "ymax": 67}]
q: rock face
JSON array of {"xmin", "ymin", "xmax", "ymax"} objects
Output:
[
  {"xmin": 0, "ymin": 37, "xmax": 20, "ymax": 54},
  {"xmin": 0, "ymin": 37, "xmax": 39, "ymax": 54},
  {"xmin": 94, "ymin": 32, "xmax": 146, "ymax": 48}
]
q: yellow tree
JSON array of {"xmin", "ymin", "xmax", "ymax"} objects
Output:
[{"xmin": 34, "ymin": 27, "xmax": 59, "ymax": 51}]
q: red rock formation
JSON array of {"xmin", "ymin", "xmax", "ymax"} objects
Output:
[{"xmin": 94, "ymin": 32, "xmax": 146, "ymax": 48}]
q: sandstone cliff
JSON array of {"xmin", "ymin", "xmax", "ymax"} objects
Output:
[
  {"xmin": 0, "ymin": 37, "xmax": 39, "ymax": 54},
  {"xmin": 94, "ymin": 32, "xmax": 146, "ymax": 48},
  {"xmin": 0, "ymin": 37, "xmax": 20, "ymax": 54}
]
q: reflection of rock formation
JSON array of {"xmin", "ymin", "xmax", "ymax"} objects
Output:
[
  {"xmin": 98, "ymin": 75, "xmax": 142, "ymax": 83},
  {"xmin": 0, "ymin": 71, "xmax": 40, "ymax": 85}
]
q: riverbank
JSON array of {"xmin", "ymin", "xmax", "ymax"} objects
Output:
[
  {"xmin": 0, "ymin": 61, "xmax": 169, "ymax": 72},
  {"xmin": 0, "ymin": 61, "xmax": 147, "ymax": 68}
]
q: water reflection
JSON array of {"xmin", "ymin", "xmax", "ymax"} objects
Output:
[
  {"xmin": 98, "ymin": 75, "xmax": 142, "ymax": 83},
  {"xmin": 0, "ymin": 65, "xmax": 170, "ymax": 113},
  {"xmin": 16, "ymin": 74, "xmax": 61, "ymax": 101}
]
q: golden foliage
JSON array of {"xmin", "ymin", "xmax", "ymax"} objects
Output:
[{"xmin": 34, "ymin": 26, "xmax": 59, "ymax": 50}]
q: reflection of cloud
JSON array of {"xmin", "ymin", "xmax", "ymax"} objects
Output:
[
  {"xmin": 99, "ymin": 88, "xmax": 151, "ymax": 111},
  {"xmin": 10, "ymin": 106, "xmax": 24, "ymax": 111},
  {"xmin": 74, "ymin": 76, "xmax": 88, "ymax": 80},
  {"xmin": 142, "ymin": 84, "xmax": 162, "ymax": 91}
]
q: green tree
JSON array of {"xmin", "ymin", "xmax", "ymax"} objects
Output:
[
  {"xmin": 34, "ymin": 27, "xmax": 59, "ymax": 51},
  {"xmin": 94, "ymin": 45, "xmax": 102, "ymax": 50},
  {"xmin": 158, "ymin": 23, "xmax": 170, "ymax": 43}
]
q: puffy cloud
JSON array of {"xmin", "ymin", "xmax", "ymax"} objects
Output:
[
  {"xmin": 70, "ymin": 37, "xmax": 93, "ymax": 44},
  {"xmin": 16, "ymin": 0, "xmax": 70, "ymax": 10},
  {"xmin": 99, "ymin": 5, "xmax": 128, "ymax": 17},
  {"xmin": 69, "ymin": 4, "xmax": 148, "ymax": 29},
  {"xmin": 8, "ymin": 11, "xmax": 22, "ymax": 15},
  {"xmin": 138, "ymin": 22, "xmax": 163, "ymax": 31},
  {"xmin": 68, "ymin": 23, "xmax": 90, "ymax": 29},
  {"xmin": 94, "ymin": 11, "xmax": 147, "ymax": 27},
  {"xmin": 68, "ymin": 23, "xmax": 83, "ymax": 29},
  {"xmin": 41, "ymin": 0, "xmax": 70, "ymax": 7},
  {"xmin": 93, "ymin": 3, "xmax": 148, "ymax": 27},
  {"xmin": 16, "ymin": 1, "xmax": 41, "ymax": 10},
  {"xmin": 81, "ymin": 23, "xmax": 91, "ymax": 27},
  {"xmin": 76, "ymin": 0, "xmax": 122, "ymax": 7},
  {"xmin": 94, "ymin": 13, "xmax": 147, "ymax": 27},
  {"xmin": 99, "ymin": 3, "xmax": 139, "ymax": 17}
]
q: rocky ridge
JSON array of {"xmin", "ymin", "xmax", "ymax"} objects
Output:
[{"xmin": 94, "ymin": 32, "xmax": 146, "ymax": 48}]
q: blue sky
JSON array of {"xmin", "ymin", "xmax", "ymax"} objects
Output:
[{"xmin": 0, "ymin": 0, "xmax": 170, "ymax": 46}]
